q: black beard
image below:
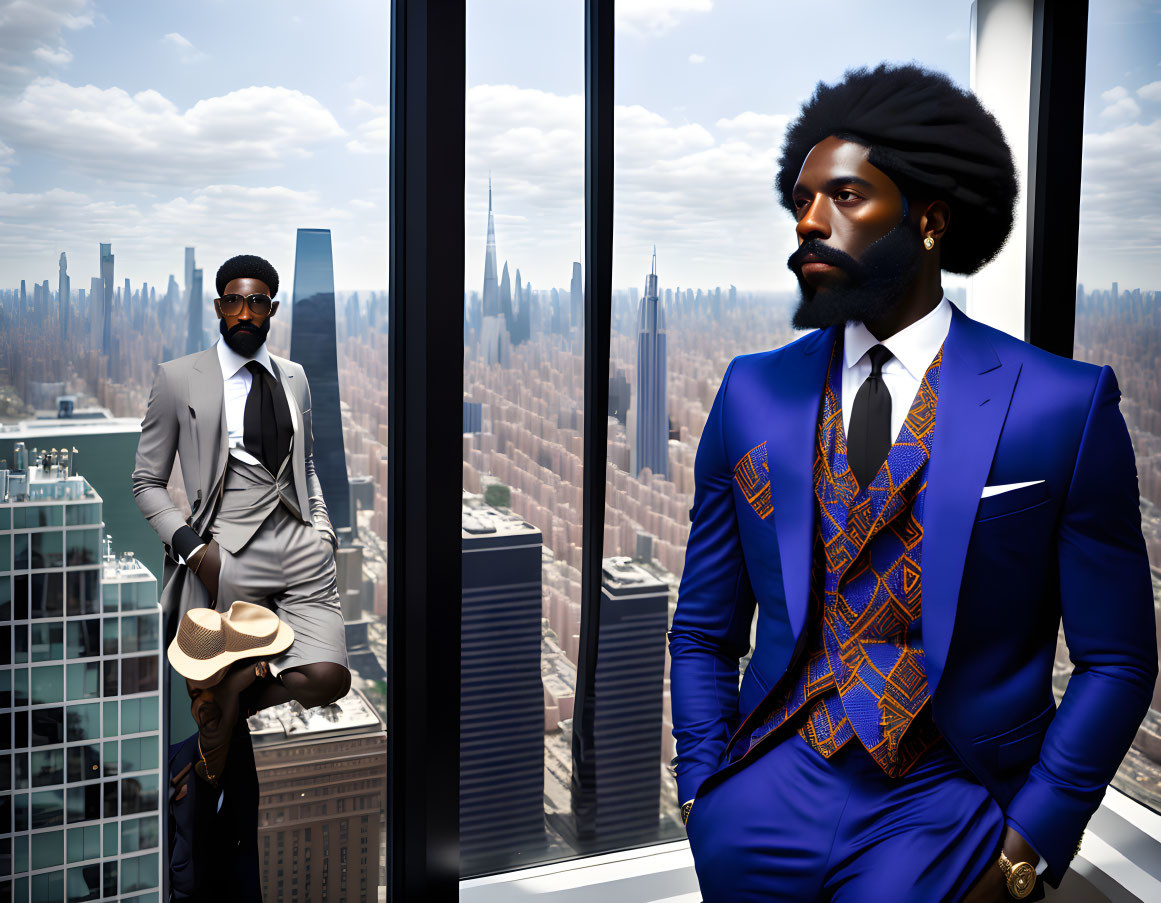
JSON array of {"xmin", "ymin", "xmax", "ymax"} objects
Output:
[
  {"xmin": 220, "ymin": 317, "xmax": 270, "ymax": 357},
  {"xmin": 788, "ymin": 219, "xmax": 924, "ymax": 331}
]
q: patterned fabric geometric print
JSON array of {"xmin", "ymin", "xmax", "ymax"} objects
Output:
[
  {"xmin": 744, "ymin": 334, "xmax": 946, "ymax": 778},
  {"xmin": 733, "ymin": 441, "xmax": 773, "ymax": 520}
]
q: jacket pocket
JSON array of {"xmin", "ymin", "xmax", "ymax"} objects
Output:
[
  {"xmin": 972, "ymin": 699, "xmax": 1057, "ymax": 771},
  {"xmin": 975, "ymin": 481, "xmax": 1051, "ymax": 523}
]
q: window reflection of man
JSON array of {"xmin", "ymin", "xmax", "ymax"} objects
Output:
[
  {"xmin": 670, "ymin": 64, "xmax": 1157, "ymax": 903},
  {"xmin": 133, "ymin": 254, "xmax": 351, "ymax": 791}
]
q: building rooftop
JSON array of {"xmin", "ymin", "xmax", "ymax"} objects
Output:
[{"xmin": 247, "ymin": 686, "xmax": 385, "ymax": 745}]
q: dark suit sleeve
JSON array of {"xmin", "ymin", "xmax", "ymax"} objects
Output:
[
  {"xmin": 1005, "ymin": 364, "xmax": 1158, "ymax": 882},
  {"xmin": 668, "ymin": 356, "xmax": 758, "ymax": 804}
]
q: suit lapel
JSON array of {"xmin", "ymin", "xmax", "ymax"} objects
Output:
[
  {"xmin": 189, "ymin": 345, "xmax": 226, "ymax": 502},
  {"xmin": 921, "ymin": 304, "xmax": 1021, "ymax": 699},
  {"xmin": 767, "ymin": 326, "xmax": 838, "ymax": 644},
  {"xmin": 271, "ymin": 355, "xmax": 310, "ymax": 520}
]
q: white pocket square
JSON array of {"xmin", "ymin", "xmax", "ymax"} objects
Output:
[{"xmin": 980, "ymin": 480, "xmax": 1044, "ymax": 499}]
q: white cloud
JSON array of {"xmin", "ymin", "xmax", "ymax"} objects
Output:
[
  {"xmin": 1101, "ymin": 96, "xmax": 1142, "ymax": 121},
  {"xmin": 1101, "ymin": 85, "xmax": 1129, "ymax": 103},
  {"xmin": 0, "ymin": 138, "xmax": 14, "ymax": 188},
  {"xmin": 466, "ymin": 83, "xmax": 794, "ymax": 292},
  {"xmin": 1138, "ymin": 80, "xmax": 1161, "ymax": 102},
  {"xmin": 162, "ymin": 32, "xmax": 205, "ymax": 64},
  {"xmin": 1077, "ymin": 116, "xmax": 1161, "ymax": 284},
  {"xmin": 616, "ymin": 0, "xmax": 712, "ymax": 37},
  {"xmin": 0, "ymin": 183, "xmax": 386, "ymax": 290},
  {"xmin": 0, "ymin": 0, "xmax": 92, "ymax": 87},
  {"xmin": 0, "ymin": 78, "xmax": 346, "ymax": 184},
  {"xmin": 688, "ymin": 53, "xmax": 705, "ymax": 64},
  {"xmin": 346, "ymin": 99, "xmax": 387, "ymax": 154}
]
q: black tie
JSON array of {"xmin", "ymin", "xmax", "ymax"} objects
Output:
[
  {"xmin": 242, "ymin": 361, "xmax": 293, "ymax": 473},
  {"xmin": 848, "ymin": 344, "xmax": 893, "ymax": 490}
]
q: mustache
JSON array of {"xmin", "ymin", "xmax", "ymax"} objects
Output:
[
  {"xmin": 787, "ymin": 239, "xmax": 862, "ymax": 277},
  {"xmin": 227, "ymin": 321, "xmax": 262, "ymax": 335}
]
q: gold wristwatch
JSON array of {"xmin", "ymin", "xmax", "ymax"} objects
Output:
[{"xmin": 997, "ymin": 849, "xmax": 1036, "ymax": 899}]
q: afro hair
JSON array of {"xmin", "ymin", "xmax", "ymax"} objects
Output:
[
  {"xmin": 776, "ymin": 63, "xmax": 1018, "ymax": 275},
  {"xmin": 215, "ymin": 254, "xmax": 280, "ymax": 298}
]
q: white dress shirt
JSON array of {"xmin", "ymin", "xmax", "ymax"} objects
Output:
[
  {"xmin": 840, "ymin": 294, "xmax": 1047, "ymax": 877},
  {"xmin": 841, "ymin": 295, "xmax": 953, "ymax": 444},
  {"xmin": 216, "ymin": 337, "xmax": 278, "ymax": 467}
]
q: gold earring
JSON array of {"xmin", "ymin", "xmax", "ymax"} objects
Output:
[{"xmin": 923, "ymin": 236, "xmax": 935, "ymax": 251}]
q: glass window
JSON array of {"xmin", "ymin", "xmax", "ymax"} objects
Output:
[
  {"xmin": 65, "ymin": 503, "xmax": 101, "ymax": 527},
  {"xmin": 121, "ymin": 816, "xmax": 159, "ymax": 854},
  {"xmin": 121, "ymin": 615, "xmax": 159, "ymax": 653},
  {"xmin": 14, "ymin": 752, "xmax": 28, "ymax": 789},
  {"xmin": 102, "ymin": 702, "xmax": 117, "ymax": 739},
  {"xmin": 120, "ymin": 853, "xmax": 158, "ymax": 894},
  {"xmin": 30, "ymin": 531, "xmax": 64, "ymax": 569},
  {"xmin": 102, "ymin": 660, "xmax": 117, "ymax": 697},
  {"xmin": 30, "ymin": 621, "xmax": 63, "ymax": 661},
  {"xmin": 120, "ymin": 737, "xmax": 158, "ymax": 775},
  {"xmin": 102, "ymin": 618, "xmax": 118, "ymax": 655},
  {"xmin": 64, "ymin": 529, "xmax": 101, "ymax": 567},
  {"xmin": 0, "ymin": 753, "xmax": 9, "ymax": 792},
  {"xmin": 121, "ymin": 656, "xmax": 157, "ymax": 695},
  {"xmin": 31, "ymin": 828, "xmax": 64, "ymax": 869},
  {"xmin": 13, "ymin": 534, "xmax": 27, "ymax": 570},
  {"xmin": 102, "ymin": 861, "xmax": 117, "ymax": 898},
  {"xmin": 31, "ymin": 789, "xmax": 65, "ymax": 828},
  {"xmin": 0, "ymin": 536, "xmax": 9, "ymax": 573},
  {"xmin": 67, "ymin": 825, "xmax": 101, "ymax": 863},
  {"xmin": 31, "ymin": 664, "xmax": 63, "ymax": 704},
  {"xmin": 103, "ymin": 822, "xmax": 117, "ymax": 858},
  {"xmin": 66, "ymin": 663, "xmax": 100, "ymax": 701},
  {"xmin": 66, "ymin": 620, "xmax": 99, "ymax": 659},
  {"xmin": 31, "ymin": 707, "xmax": 62, "ymax": 746},
  {"xmin": 65, "ymin": 704, "xmax": 99, "ymax": 743},
  {"xmin": 121, "ymin": 775, "xmax": 158, "ymax": 816},
  {"xmin": 65, "ymin": 571, "xmax": 99, "ymax": 616},
  {"xmin": 65, "ymin": 863, "xmax": 100, "ymax": 902},
  {"xmin": 102, "ymin": 741, "xmax": 117, "ymax": 778},
  {"xmin": 102, "ymin": 583, "xmax": 118, "ymax": 613},
  {"xmin": 30, "ymin": 749, "xmax": 64, "ymax": 787},
  {"xmin": 0, "ymin": 625, "xmax": 9, "ymax": 668},
  {"xmin": 120, "ymin": 581, "xmax": 155, "ymax": 612},
  {"xmin": 1071, "ymin": 2, "xmax": 1161, "ymax": 815},
  {"xmin": 14, "ymin": 794, "xmax": 27, "ymax": 832},
  {"xmin": 13, "ymin": 668, "xmax": 27, "ymax": 706},
  {"xmin": 31, "ymin": 872, "xmax": 64, "ymax": 902},
  {"xmin": 67, "ymin": 746, "xmax": 100, "ymax": 784},
  {"xmin": 14, "ymin": 625, "xmax": 27, "ymax": 663},
  {"xmin": 15, "ymin": 506, "xmax": 63, "ymax": 529},
  {"xmin": 0, "ymin": 573, "xmax": 10, "ymax": 619},
  {"xmin": 29, "ymin": 572, "xmax": 64, "ymax": 619},
  {"xmin": 66, "ymin": 783, "xmax": 101, "ymax": 824}
]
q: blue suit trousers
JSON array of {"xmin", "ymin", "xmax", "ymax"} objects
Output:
[{"xmin": 687, "ymin": 729, "xmax": 1006, "ymax": 903}]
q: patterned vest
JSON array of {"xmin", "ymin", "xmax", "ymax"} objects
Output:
[{"xmin": 745, "ymin": 333, "xmax": 945, "ymax": 778}]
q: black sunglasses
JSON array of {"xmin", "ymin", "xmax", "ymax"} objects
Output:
[{"xmin": 218, "ymin": 293, "xmax": 273, "ymax": 316}]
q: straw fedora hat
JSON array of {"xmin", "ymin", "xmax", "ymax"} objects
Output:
[{"xmin": 167, "ymin": 601, "xmax": 294, "ymax": 682}]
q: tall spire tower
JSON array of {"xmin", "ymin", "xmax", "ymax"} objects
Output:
[
  {"xmin": 480, "ymin": 174, "xmax": 509, "ymax": 365},
  {"xmin": 632, "ymin": 246, "xmax": 668, "ymax": 479}
]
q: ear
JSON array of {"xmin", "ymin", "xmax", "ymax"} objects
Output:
[{"xmin": 919, "ymin": 200, "xmax": 950, "ymax": 244}]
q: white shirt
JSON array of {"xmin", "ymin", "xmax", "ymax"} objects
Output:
[
  {"xmin": 216, "ymin": 337, "xmax": 277, "ymax": 467},
  {"xmin": 841, "ymin": 295, "xmax": 953, "ymax": 443}
]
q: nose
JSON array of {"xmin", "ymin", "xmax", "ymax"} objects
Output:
[
  {"xmin": 237, "ymin": 303, "xmax": 252, "ymax": 321},
  {"xmin": 795, "ymin": 194, "xmax": 830, "ymax": 243}
]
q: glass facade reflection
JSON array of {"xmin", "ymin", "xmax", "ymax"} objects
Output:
[{"xmin": 1, "ymin": 465, "xmax": 161, "ymax": 902}]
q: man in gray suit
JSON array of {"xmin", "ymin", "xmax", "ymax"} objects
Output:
[{"xmin": 133, "ymin": 254, "xmax": 350, "ymax": 786}]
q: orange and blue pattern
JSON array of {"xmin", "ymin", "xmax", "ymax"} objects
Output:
[
  {"xmin": 733, "ymin": 441, "xmax": 773, "ymax": 520},
  {"xmin": 744, "ymin": 334, "xmax": 945, "ymax": 778}
]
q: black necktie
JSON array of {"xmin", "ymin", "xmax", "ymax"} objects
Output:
[
  {"xmin": 242, "ymin": 361, "xmax": 293, "ymax": 473},
  {"xmin": 848, "ymin": 344, "xmax": 893, "ymax": 490}
]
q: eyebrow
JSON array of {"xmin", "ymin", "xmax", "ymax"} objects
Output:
[{"xmin": 792, "ymin": 175, "xmax": 877, "ymax": 197}]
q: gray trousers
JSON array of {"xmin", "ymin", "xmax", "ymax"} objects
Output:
[{"xmin": 214, "ymin": 502, "xmax": 348, "ymax": 677}]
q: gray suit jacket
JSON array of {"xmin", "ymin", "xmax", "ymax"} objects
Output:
[{"xmin": 132, "ymin": 343, "xmax": 334, "ymax": 619}]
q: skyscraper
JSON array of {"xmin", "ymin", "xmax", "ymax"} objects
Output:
[
  {"xmin": 1, "ymin": 460, "xmax": 163, "ymax": 902},
  {"xmin": 570, "ymin": 557, "xmax": 669, "ymax": 844},
  {"xmin": 479, "ymin": 177, "xmax": 510, "ymax": 366},
  {"xmin": 185, "ymin": 268, "xmax": 203, "ymax": 355},
  {"xmin": 569, "ymin": 261, "xmax": 583, "ymax": 341},
  {"xmin": 183, "ymin": 247, "xmax": 195, "ymax": 304},
  {"xmin": 58, "ymin": 253, "xmax": 70, "ymax": 340},
  {"xmin": 632, "ymin": 248, "xmax": 668, "ymax": 480},
  {"xmin": 99, "ymin": 243, "xmax": 114, "ymax": 358},
  {"xmin": 460, "ymin": 497, "xmax": 545, "ymax": 867},
  {"xmin": 289, "ymin": 227, "xmax": 351, "ymax": 532}
]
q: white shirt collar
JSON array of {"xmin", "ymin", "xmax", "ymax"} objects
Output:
[
  {"xmin": 843, "ymin": 295, "xmax": 953, "ymax": 382},
  {"xmin": 215, "ymin": 336, "xmax": 275, "ymax": 381}
]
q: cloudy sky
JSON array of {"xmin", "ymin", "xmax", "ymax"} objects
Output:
[{"xmin": 0, "ymin": 0, "xmax": 1156, "ymax": 295}]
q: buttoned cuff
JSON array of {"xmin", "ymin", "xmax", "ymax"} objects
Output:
[{"xmin": 172, "ymin": 525, "xmax": 205, "ymax": 563}]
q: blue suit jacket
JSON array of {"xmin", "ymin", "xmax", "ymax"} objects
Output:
[{"xmin": 668, "ymin": 303, "xmax": 1158, "ymax": 885}]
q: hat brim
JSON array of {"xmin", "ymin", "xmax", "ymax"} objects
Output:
[{"xmin": 167, "ymin": 614, "xmax": 294, "ymax": 682}]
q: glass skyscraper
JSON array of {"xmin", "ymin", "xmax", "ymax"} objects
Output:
[
  {"xmin": 289, "ymin": 228, "xmax": 351, "ymax": 533},
  {"xmin": 1, "ymin": 457, "xmax": 162, "ymax": 903}
]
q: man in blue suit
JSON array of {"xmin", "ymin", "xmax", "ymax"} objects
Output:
[{"xmin": 669, "ymin": 63, "xmax": 1158, "ymax": 903}]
